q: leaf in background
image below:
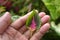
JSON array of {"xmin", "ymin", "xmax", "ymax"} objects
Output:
[
  {"xmin": 26, "ymin": 9, "xmax": 41, "ymax": 35},
  {"xmin": 51, "ymin": 21, "xmax": 60, "ymax": 36},
  {"xmin": 0, "ymin": 6, "xmax": 5, "ymax": 13},
  {"xmin": 11, "ymin": 15, "xmax": 20, "ymax": 22},
  {"xmin": 42, "ymin": 0, "xmax": 60, "ymax": 20},
  {"xmin": 19, "ymin": 6, "xmax": 28, "ymax": 15}
]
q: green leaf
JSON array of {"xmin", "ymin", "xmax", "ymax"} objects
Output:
[
  {"xmin": 0, "ymin": 6, "xmax": 5, "ymax": 13},
  {"xmin": 34, "ymin": 11, "xmax": 41, "ymax": 30},
  {"xmin": 11, "ymin": 15, "xmax": 20, "ymax": 22},
  {"xmin": 51, "ymin": 21, "xmax": 60, "ymax": 36},
  {"xmin": 26, "ymin": 9, "xmax": 41, "ymax": 30},
  {"xmin": 42, "ymin": 0, "xmax": 60, "ymax": 20},
  {"xmin": 26, "ymin": 10, "xmax": 36, "ymax": 27}
]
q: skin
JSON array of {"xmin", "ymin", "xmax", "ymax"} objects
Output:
[{"xmin": 0, "ymin": 12, "xmax": 50, "ymax": 40}]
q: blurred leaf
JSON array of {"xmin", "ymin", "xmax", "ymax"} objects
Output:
[
  {"xmin": 34, "ymin": 11, "xmax": 41, "ymax": 30},
  {"xmin": 0, "ymin": 6, "xmax": 5, "ymax": 13},
  {"xmin": 11, "ymin": 15, "xmax": 20, "ymax": 21},
  {"xmin": 10, "ymin": 10, "xmax": 16, "ymax": 16},
  {"xmin": 26, "ymin": 9, "xmax": 41, "ymax": 30},
  {"xmin": 42, "ymin": 0, "xmax": 60, "ymax": 20},
  {"xmin": 51, "ymin": 21, "xmax": 60, "ymax": 36}
]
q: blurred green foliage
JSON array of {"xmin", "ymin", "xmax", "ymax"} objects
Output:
[
  {"xmin": 42, "ymin": 0, "xmax": 60, "ymax": 20},
  {"xmin": 0, "ymin": 0, "xmax": 60, "ymax": 40}
]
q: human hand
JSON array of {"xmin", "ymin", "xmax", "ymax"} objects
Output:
[{"xmin": 0, "ymin": 12, "xmax": 50, "ymax": 40}]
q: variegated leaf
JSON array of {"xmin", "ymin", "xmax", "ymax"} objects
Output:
[{"xmin": 26, "ymin": 9, "xmax": 41, "ymax": 32}]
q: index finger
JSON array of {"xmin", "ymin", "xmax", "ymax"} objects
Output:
[{"xmin": 10, "ymin": 11, "xmax": 32, "ymax": 29}]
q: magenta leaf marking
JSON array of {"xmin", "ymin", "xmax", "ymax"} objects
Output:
[{"xmin": 30, "ymin": 17, "xmax": 36, "ymax": 30}]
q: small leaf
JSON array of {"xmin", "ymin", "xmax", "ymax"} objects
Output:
[
  {"xmin": 11, "ymin": 15, "xmax": 20, "ymax": 21},
  {"xmin": 26, "ymin": 9, "xmax": 41, "ymax": 32},
  {"xmin": 26, "ymin": 9, "xmax": 36, "ymax": 27}
]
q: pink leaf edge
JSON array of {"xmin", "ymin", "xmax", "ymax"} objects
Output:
[{"xmin": 30, "ymin": 17, "xmax": 36, "ymax": 31}]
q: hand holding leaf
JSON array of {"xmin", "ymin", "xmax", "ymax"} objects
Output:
[{"xmin": 26, "ymin": 9, "xmax": 41, "ymax": 36}]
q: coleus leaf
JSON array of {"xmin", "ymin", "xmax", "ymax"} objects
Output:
[{"xmin": 26, "ymin": 9, "xmax": 41, "ymax": 34}]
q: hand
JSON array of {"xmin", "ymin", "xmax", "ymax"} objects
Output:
[{"xmin": 0, "ymin": 12, "xmax": 50, "ymax": 40}]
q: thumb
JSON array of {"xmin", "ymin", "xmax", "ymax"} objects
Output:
[{"xmin": 0, "ymin": 12, "xmax": 11, "ymax": 34}]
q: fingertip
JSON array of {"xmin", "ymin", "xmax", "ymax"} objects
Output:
[
  {"xmin": 44, "ymin": 23, "xmax": 50, "ymax": 30},
  {"xmin": 6, "ymin": 12, "xmax": 11, "ymax": 17},
  {"xmin": 4, "ymin": 12, "xmax": 11, "ymax": 16},
  {"xmin": 5, "ymin": 12, "xmax": 10, "ymax": 14},
  {"xmin": 45, "ymin": 15, "xmax": 50, "ymax": 20},
  {"xmin": 39, "ymin": 23, "xmax": 50, "ymax": 34},
  {"xmin": 45, "ymin": 23, "xmax": 50, "ymax": 27},
  {"xmin": 41, "ymin": 15, "xmax": 50, "ymax": 24},
  {"xmin": 1, "ymin": 12, "xmax": 11, "ymax": 19},
  {"xmin": 39, "ymin": 12, "xmax": 46, "ymax": 15},
  {"xmin": 39, "ymin": 12, "xmax": 46, "ymax": 18},
  {"xmin": 1, "ymin": 12, "xmax": 11, "ymax": 24}
]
